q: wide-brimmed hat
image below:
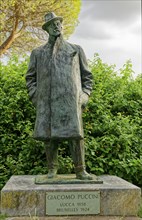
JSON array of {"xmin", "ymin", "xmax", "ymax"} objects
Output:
[{"xmin": 42, "ymin": 12, "xmax": 63, "ymax": 30}]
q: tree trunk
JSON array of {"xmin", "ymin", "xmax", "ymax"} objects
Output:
[
  {"xmin": 0, "ymin": 30, "xmax": 21, "ymax": 56},
  {"xmin": 0, "ymin": 32, "xmax": 16, "ymax": 55}
]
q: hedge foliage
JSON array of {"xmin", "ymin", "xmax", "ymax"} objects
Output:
[
  {"xmin": 0, "ymin": 54, "xmax": 142, "ymax": 190},
  {"xmin": 84, "ymin": 55, "xmax": 142, "ymax": 186}
]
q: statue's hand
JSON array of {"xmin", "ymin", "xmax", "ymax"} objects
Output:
[
  {"xmin": 29, "ymin": 89, "xmax": 37, "ymax": 107},
  {"xmin": 28, "ymin": 86, "xmax": 37, "ymax": 107},
  {"xmin": 79, "ymin": 91, "xmax": 89, "ymax": 109},
  {"xmin": 32, "ymin": 92, "xmax": 37, "ymax": 107}
]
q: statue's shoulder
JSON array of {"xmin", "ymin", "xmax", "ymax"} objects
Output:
[
  {"xmin": 65, "ymin": 41, "xmax": 83, "ymax": 53},
  {"xmin": 31, "ymin": 44, "xmax": 47, "ymax": 56}
]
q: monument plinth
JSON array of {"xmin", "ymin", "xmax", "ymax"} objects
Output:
[{"xmin": 1, "ymin": 175, "xmax": 141, "ymax": 217}]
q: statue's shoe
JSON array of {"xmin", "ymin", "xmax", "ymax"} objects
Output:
[
  {"xmin": 76, "ymin": 170, "xmax": 93, "ymax": 180},
  {"xmin": 48, "ymin": 169, "xmax": 57, "ymax": 179}
]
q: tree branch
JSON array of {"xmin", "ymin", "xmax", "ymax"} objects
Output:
[{"xmin": 0, "ymin": 32, "xmax": 15, "ymax": 55}]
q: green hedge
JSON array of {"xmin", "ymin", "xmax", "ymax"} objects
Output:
[
  {"xmin": 84, "ymin": 55, "xmax": 142, "ymax": 185},
  {"xmin": 0, "ymin": 54, "xmax": 142, "ymax": 190}
]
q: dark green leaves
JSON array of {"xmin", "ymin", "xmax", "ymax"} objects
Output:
[{"xmin": 0, "ymin": 54, "xmax": 142, "ymax": 190}]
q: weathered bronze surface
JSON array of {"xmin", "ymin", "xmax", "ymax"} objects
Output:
[
  {"xmin": 26, "ymin": 12, "xmax": 93, "ymax": 180},
  {"xmin": 35, "ymin": 174, "xmax": 103, "ymax": 184}
]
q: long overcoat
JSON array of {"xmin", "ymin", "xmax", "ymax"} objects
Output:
[{"xmin": 26, "ymin": 36, "xmax": 92, "ymax": 141}]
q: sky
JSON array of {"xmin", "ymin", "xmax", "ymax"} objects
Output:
[{"xmin": 69, "ymin": 0, "xmax": 141, "ymax": 76}]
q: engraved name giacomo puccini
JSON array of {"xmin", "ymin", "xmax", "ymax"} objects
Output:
[{"xmin": 46, "ymin": 193, "xmax": 99, "ymax": 200}]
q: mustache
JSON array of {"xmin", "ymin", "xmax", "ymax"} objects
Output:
[{"xmin": 54, "ymin": 29, "xmax": 61, "ymax": 32}]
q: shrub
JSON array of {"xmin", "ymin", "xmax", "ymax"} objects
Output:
[
  {"xmin": 84, "ymin": 55, "xmax": 142, "ymax": 185},
  {"xmin": 0, "ymin": 54, "xmax": 142, "ymax": 190}
]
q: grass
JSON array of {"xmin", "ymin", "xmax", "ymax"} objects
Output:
[
  {"xmin": 29, "ymin": 208, "xmax": 39, "ymax": 220},
  {"xmin": 0, "ymin": 214, "xmax": 7, "ymax": 220}
]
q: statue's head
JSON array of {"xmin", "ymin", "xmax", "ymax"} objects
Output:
[{"xmin": 42, "ymin": 12, "xmax": 63, "ymax": 37}]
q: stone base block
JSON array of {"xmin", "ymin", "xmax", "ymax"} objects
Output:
[{"xmin": 1, "ymin": 175, "xmax": 141, "ymax": 217}]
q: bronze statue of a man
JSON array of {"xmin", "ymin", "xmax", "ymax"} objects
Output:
[{"xmin": 26, "ymin": 12, "xmax": 93, "ymax": 180}]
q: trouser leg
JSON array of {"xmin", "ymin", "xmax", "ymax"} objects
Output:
[
  {"xmin": 45, "ymin": 140, "xmax": 59, "ymax": 178},
  {"xmin": 69, "ymin": 139, "xmax": 85, "ymax": 171},
  {"xmin": 69, "ymin": 139, "xmax": 93, "ymax": 180}
]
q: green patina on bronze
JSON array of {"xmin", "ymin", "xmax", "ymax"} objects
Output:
[
  {"xmin": 26, "ymin": 12, "xmax": 94, "ymax": 181},
  {"xmin": 35, "ymin": 174, "xmax": 103, "ymax": 184}
]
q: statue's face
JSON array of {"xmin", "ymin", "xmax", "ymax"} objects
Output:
[{"xmin": 47, "ymin": 19, "xmax": 62, "ymax": 37}]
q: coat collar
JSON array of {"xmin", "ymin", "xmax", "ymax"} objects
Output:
[{"xmin": 43, "ymin": 34, "xmax": 77, "ymax": 57}]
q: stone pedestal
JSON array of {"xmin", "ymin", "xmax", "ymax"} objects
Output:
[{"xmin": 1, "ymin": 175, "xmax": 141, "ymax": 217}]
